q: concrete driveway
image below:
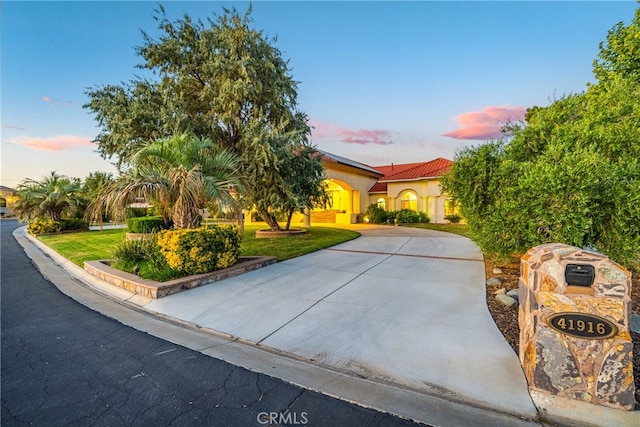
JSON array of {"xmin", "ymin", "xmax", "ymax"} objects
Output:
[{"xmin": 144, "ymin": 224, "xmax": 538, "ymax": 419}]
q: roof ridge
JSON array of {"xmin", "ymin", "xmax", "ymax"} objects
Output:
[{"xmin": 378, "ymin": 158, "xmax": 452, "ymax": 181}]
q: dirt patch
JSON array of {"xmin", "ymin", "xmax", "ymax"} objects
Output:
[{"xmin": 484, "ymin": 259, "xmax": 640, "ymax": 409}]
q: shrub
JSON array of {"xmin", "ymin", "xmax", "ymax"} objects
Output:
[
  {"xmin": 127, "ymin": 207, "xmax": 149, "ymax": 218},
  {"xmin": 444, "ymin": 214, "xmax": 462, "ymax": 224},
  {"xmin": 112, "ymin": 237, "xmax": 157, "ymax": 264},
  {"xmin": 157, "ymin": 225, "xmax": 242, "ymax": 275},
  {"xmin": 126, "ymin": 216, "xmax": 167, "ymax": 233},
  {"xmin": 28, "ymin": 219, "xmax": 61, "ymax": 235},
  {"xmin": 59, "ymin": 218, "xmax": 89, "ymax": 231},
  {"xmin": 111, "ymin": 235, "xmax": 177, "ymax": 280},
  {"xmin": 365, "ymin": 204, "xmax": 389, "ymax": 223},
  {"xmin": 392, "ymin": 209, "xmax": 429, "ymax": 224},
  {"xmin": 364, "ymin": 204, "xmax": 430, "ymax": 224},
  {"xmin": 112, "ymin": 236, "xmax": 175, "ymax": 282},
  {"xmin": 27, "ymin": 217, "xmax": 89, "ymax": 235}
]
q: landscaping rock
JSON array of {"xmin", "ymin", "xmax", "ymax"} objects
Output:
[
  {"xmin": 493, "ymin": 267, "xmax": 504, "ymax": 275},
  {"xmin": 496, "ymin": 293, "xmax": 517, "ymax": 307},
  {"xmin": 486, "ymin": 277, "xmax": 503, "ymax": 286},
  {"xmin": 506, "ymin": 289, "xmax": 519, "ymax": 300},
  {"xmin": 493, "ymin": 288, "xmax": 506, "ymax": 295},
  {"xmin": 631, "ymin": 313, "xmax": 640, "ymax": 333}
]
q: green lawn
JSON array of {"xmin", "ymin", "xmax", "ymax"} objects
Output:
[
  {"xmin": 37, "ymin": 224, "xmax": 360, "ymax": 267},
  {"xmin": 241, "ymin": 225, "xmax": 359, "ymax": 260},
  {"xmin": 38, "ymin": 228, "xmax": 128, "ymax": 266}
]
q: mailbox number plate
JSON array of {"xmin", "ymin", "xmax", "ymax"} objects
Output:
[{"xmin": 547, "ymin": 312, "xmax": 618, "ymax": 339}]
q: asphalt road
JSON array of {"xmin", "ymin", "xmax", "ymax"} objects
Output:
[{"xmin": 1, "ymin": 219, "xmax": 426, "ymax": 427}]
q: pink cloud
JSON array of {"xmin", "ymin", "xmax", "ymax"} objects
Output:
[
  {"xmin": 310, "ymin": 120, "xmax": 393, "ymax": 145},
  {"xmin": 443, "ymin": 105, "xmax": 526, "ymax": 140},
  {"xmin": 42, "ymin": 96, "xmax": 72, "ymax": 107},
  {"xmin": 8, "ymin": 135, "xmax": 93, "ymax": 152}
]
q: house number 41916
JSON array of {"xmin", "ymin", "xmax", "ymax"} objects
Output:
[{"xmin": 547, "ymin": 312, "xmax": 618, "ymax": 339}]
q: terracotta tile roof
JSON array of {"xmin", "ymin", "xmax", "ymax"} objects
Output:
[
  {"xmin": 374, "ymin": 158, "xmax": 452, "ymax": 182},
  {"xmin": 320, "ymin": 150, "xmax": 452, "ymax": 194},
  {"xmin": 369, "ymin": 181, "xmax": 388, "ymax": 193}
]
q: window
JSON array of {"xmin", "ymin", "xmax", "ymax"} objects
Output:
[
  {"xmin": 400, "ymin": 192, "xmax": 417, "ymax": 211},
  {"xmin": 445, "ymin": 198, "xmax": 461, "ymax": 216},
  {"xmin": 376, "ymin": 197, "xmax": 386, "ymax": 210}
]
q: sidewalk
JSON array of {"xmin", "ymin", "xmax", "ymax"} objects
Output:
[{"xmin": 14, "ymin": 224, "xmax": 640, "ymax": 426}]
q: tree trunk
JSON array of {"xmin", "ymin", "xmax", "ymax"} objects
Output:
[
  {"xmin": 285, "ymin": 209, "xmax": 294, "ymax": 230},
  {"xmin": 234, "ymin": 205, "xmax": 244, "ymax": 234},
  {"xmin": 255, "ymin": 207, "xmax": 280, "ymax": 231},
  {"xmin": 173, "ymin": 200, "xmax": 201, "ymax": 229}
]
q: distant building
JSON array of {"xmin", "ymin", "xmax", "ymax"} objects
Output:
[{"xmin": 0, "ymin": 185, "xmax": 18, "ymax": 217}]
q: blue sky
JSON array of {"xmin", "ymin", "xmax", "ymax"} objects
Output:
[{"xmin": 2, "ymin": 1, "xmax": 638, "ymax": 187}]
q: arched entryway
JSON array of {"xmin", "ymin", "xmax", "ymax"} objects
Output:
[{"xmin": 310, "ymin": 179, "xmax": 360, "ymax": 223}]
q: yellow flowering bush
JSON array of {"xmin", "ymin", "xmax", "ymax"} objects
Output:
[
  {"xmin": 157, "ymin": 225, "xmax": 242, "ymax": 275},
  {"xmin": 28, "ymin": 219, "xmax": 62, "ymax": 235}
]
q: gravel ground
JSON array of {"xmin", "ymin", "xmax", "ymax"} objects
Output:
[{"xmin": 484, "ymin": 260, "xmax": 640, "ymax": 409}]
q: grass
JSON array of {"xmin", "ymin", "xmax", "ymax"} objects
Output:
[
  {"xmin": 38, "ymin": 228, "xmax": 128, "ymax": 267},
  {"xmin": 240, "ymin": 224, "xmax": 359, "ymax": 260},
  {"xmin": 37, "ymin": 224, "xmax": 360, "ymax": 268}
]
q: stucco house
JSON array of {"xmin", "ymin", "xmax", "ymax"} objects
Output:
[
  {"xmin": 316, "ymin": 151, "xmax": 456, "ymax": 224},
  {"xmin": 246, "ymin": 151, "xmax": 457, "ymax": 225}
]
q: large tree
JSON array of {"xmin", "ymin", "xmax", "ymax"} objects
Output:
[
  {"xmin": 85, "ymin": 5, "xmax": 327, "ymax": 230},
  {"xmin": 442, "ymin": 6, "xmax": 640, "ymax": 266}
]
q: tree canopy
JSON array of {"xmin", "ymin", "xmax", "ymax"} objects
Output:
[
  {"xmin": 87, "ymin": 133, "xmax": 245, "ymax": 229},
  {"xmin": 441, "ymin": 6, "xmax": 640, "ymax": 267},
  {"xmin": 84, "ymin": 5, "xmax": 327, "ymax": 230},
  {"xmin": 13, "ymin": 172, "xmax": 84, "ymax": 222}
]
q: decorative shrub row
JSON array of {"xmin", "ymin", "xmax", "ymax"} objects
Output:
[
  {"xmin": 364, "ymin": 204, "xmax": 430, "ymax": 224},
  {"xmin": 394, "ymin": 209, "xmax": 429, "ymax": 224},
  {"xmin": 157, "ymin": 225, "xmax": 242, "ymax": 275},
  {"xmin": 126, "ymin": 216, "xmax": 167, "ymax": 233},
  {"xmin": 59, "ymin": 218, "xmax": 89, "ymax": 231},
  {"xmin": 28, "ymin": 218, "xmax": 88, "ymax": 235},
  {"xmin": 28, "ymin": 219, "xmax": 61, "ymax": 235}
]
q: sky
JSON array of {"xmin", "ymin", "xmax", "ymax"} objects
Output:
[{"xmin": 2, "ymin": 0, "xmax": 638, "ymax": 188}]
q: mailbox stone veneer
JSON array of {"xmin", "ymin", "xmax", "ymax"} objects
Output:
[{"xmin": 518, "ymin": 243, "xmax": 635, "ymax": 411}]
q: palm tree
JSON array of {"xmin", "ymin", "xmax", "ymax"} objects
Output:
[
  {"xmin": 13, "ymin": 172, "xmax": 84, "ymax": 222},
  {"xmin": 87, "ymin": 133, "xmax": 246, "ymax": 229}
]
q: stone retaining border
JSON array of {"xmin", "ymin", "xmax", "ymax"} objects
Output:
[
  {"xmin": 255, "ymin": 228, "xmax": 307, "ymax": 238},
  {"xmin": 84, "ymin": 256, "xmax": 277, "ymax": 299}
]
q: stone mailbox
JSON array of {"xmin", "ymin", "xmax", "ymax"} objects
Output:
[{"xmin": 518, "ymin": 243, "xmax": 635, "ymax": 411}]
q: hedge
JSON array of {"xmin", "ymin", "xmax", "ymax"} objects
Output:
[
  {"xmin": 28, "ymin": 218, "xmax": 88, "ymax": 235},
  {"xmin": 126, "ymin": 216, "xmax": 167, "ymax": 233}
]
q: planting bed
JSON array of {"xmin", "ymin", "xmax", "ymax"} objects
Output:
[{"xmin": 85, "ymin": 256, "xmax": 276, "ymax": 298}]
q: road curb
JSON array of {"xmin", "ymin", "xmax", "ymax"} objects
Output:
[{"xmin": 14, "ymin": 226, "xmax": 545, "ymax": 426}]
